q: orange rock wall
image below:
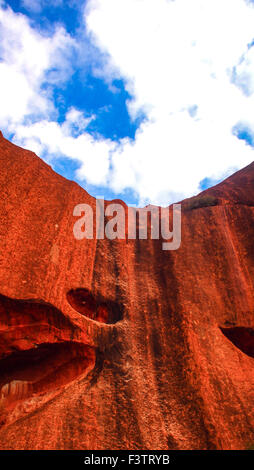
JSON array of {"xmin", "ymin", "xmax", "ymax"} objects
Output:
[{"xmin": 0, "ymin": 131, "xmax": 253, "ymax": 449}]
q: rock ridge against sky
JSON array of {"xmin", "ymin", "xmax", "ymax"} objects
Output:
[{"xmin": 1, "ymin": 0, "xmax": 254, "ymax": 205}]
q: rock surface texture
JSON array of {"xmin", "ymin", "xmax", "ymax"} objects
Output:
[{"xmin": 0, "ymin": 131, "xmax": 253, "ymax": 450}]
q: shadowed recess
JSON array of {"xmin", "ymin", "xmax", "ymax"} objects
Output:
[
  {"xmin": 220, "ymin": 327, "xmax": 254, "ymax": 358},
  {"xmin": 0, "ymin": 341, "xmax": 95, "ymax": 401},
  {"xmin": 0, "ymin": 292, "xmax": 79, "ymax": 357},
  {"xmin": 66, "ymin": 288, "xmax": 123, "ymax": 324},
  {"xmin": 0, "ymin": 292, "xmax": 96, "ymax": 419},
  {"xmin": 0, "ymin": 293, "xmax": 75, "ymax": 330}
]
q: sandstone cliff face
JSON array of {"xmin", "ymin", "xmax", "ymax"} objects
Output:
[{"xmin": 0, "ymin": 130, "xmax": 253, "ymax": 450}]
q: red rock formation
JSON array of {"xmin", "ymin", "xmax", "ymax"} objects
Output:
[{"xmin": 0, "ymin": 130, "xmax": 253, "ymax": 450}]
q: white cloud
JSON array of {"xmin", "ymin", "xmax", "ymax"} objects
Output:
[
  {"xmin": 0, "ymin": 5, "xmax": 75, "ymax": 128},
  {"xmin": 2, "ymin": 1, "xmax": 254, "ymax": 205},
  {"xmin": 234, "ymin": 45, "xmax": 254, "ymax": 96},
  {"xmin": 0, "ymin": 3, "xmax": 115, "ymax": 190},
  {"xmin": 13, "ymin": 117, "xmax": 115, "ymax": 186},
  {"xmin": 63, "ymin": 108, "xmax": 96, "ymax": 137},
  {"xmin": 82, "ymin": 0, "xmax": 254, "ymax": 204}
]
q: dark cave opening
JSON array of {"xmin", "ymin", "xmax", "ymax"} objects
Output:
[
  {"xmin": 220, "ymin": 326, "xmax": 254, "ymax": 358},
  {"xmin": 66, "ymin": 288, "xmax": 123, "ymax": 324},
  {"xmin": 0, "ymin": 292, "xmax": 96, "ymax": 409},
  {"xmin": 0, "ymin": 341, "xmax": 95, "ymax": 401}
]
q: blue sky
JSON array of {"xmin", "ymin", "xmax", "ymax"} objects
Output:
[{"xmin": 1, "ymin": 0, "xmax": 254, "ymax": 206}]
